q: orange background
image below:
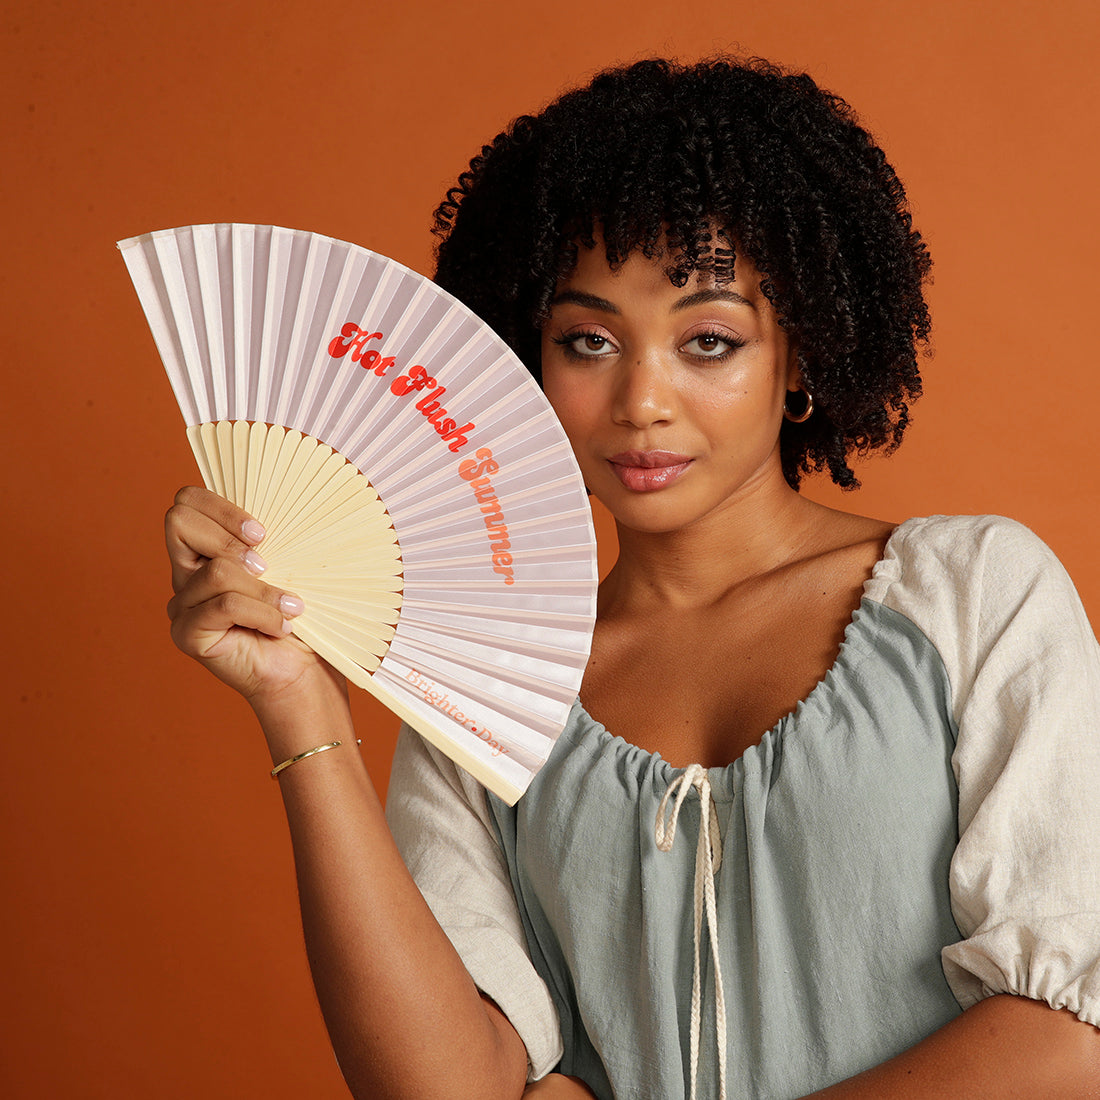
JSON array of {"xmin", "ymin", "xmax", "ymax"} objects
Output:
[{"xmin": 3, "ymin": 2, "xmax": 1098, "ymax": 1096}]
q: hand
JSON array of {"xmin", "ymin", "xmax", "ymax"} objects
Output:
[
  {"xmin": 164, "ymin": 486, "xmax": 340, "ymax": 707},
  {"xmin": 523, "ymin": 1074, "xmax": 599, "ymax": 1098}
]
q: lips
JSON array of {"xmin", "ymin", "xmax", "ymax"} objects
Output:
[{"xmin": 607, "ymin": 450, "xmax": 693, "ymax": 491}]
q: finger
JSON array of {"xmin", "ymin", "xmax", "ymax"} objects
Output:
[
  {"xmin": 165, "ymin": 505, "xmax": 264, "ymax": 592},
  {"xmin": 165, "ymin": 488, "xmax": 268, "ymax": 592},
  {"xmin": 167, "ymin": 555, "xmax": 305, "ymax": 624},
  {"xmin": 169, "ymin": 590, "xmax": 295, "ymax": 662},
  {"xmin": 172, "ymin": 485, "xmax": 267, "ymax": 544}
]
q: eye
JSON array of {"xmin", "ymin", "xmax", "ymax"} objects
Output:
[
  {"xmin": 680, "ymin": 331, "xmax": 744, "ymax": 360},
  {"xmin": 551, "ymin": 330, "xmax": 618, "ymax": 360}
]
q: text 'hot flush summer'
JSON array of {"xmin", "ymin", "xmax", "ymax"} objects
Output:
[{"xmin": 328, "ymin": 323, "xmax": 516, "ymax": 585}]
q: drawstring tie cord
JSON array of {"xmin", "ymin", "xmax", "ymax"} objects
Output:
[{"xmin": 654, "ymin": 765, "xmax": 728, "ymax": 1100}]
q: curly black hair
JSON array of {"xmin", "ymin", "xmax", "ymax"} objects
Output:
[{"xmin": 432, "ymin": 57, "xmax": 931, "ymax": 489}]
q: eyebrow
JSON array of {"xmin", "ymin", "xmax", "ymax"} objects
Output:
[
  {"xmin": 550, "ymin": 290, "xmax": 620, "ymax": 313},
  {"xmin": 549, "ymin": 287, "xmax": 755, "ymax": 314},
  {"xmin": 672, "ymin": 288, "xmax": 755, "ymax": 312}
]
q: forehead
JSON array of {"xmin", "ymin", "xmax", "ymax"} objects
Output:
[{"xmin": 554, "ymin": 239, "xmax": 768, "ymax": 305}]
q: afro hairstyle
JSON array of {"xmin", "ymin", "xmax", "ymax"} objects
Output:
[{"xmin": 432, "ymin": 57, "xmax": 932, "ymax": 489}]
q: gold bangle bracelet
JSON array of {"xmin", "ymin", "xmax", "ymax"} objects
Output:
[
  {"xmin": 271, "ymin": 740, "xmax": 340, "ymax": 779},
  {"xmin": 269, "ymin": 738, "xmax": 363, "ymax": 779}
]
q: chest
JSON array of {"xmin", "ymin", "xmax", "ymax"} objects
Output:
[
  {"xmin": 493, "ymin": 600, "xmax": 962, "ymax": 1098},
  {"xmin": 580, "ymin": 564, "xmax": 870, "ymax": 768}
]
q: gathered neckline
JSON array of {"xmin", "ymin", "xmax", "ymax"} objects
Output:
[{"xmin": 567, "ymin": 519, "xmax": 917, "ymax": 795}]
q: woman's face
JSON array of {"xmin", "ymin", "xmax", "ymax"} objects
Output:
[{"xmin": 540, "ymin": 242, "xmax": 800, "ymax": 535}]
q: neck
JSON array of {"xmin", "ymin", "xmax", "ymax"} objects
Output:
[{"xmin": 601, "ymin": 474, "xmax": 829, "ymax": 613}]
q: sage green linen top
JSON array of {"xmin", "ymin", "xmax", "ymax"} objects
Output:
[{"xmin": 387, "ymin": 515, "xmax": 1100, "ymax": 1099}]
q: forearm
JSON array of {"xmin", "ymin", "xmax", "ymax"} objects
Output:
[
  {"xmin": 254, "ymin": 677, "xmax": 528, "ymax": 1100},
  {"xmin": 162, "ymin": 490, "xmax": 526, "ymax": 1095},
  {"xmin": 803, "ymin": 994, "xmax": 1100, "ymax": 1099}
]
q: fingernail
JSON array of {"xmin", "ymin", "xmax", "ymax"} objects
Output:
[
  {"xmin": 242, "ymin": 519, "xmax": 266, "ymax": 543},
  {"xmin": 244, "ymin": 549, "xmax": 268, "ymax": 575},
  {"xmin": 279, "ymin": 594, "xmax": 305, "ymax": 617},
  {"xmin": 281, "ymin": 618, "xmax": 295, "ymax": 635}
]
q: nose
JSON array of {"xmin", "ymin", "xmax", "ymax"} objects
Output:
[{"xmin": 611, "ymin": 355, "xmax": 676, "ymax": 429}]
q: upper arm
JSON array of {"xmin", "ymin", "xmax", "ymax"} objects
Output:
[
  {"xmin": 885, "ymin": 517, "xmax": 1100, "ymax": 1028},
  {"xmin": 386, "ymin": 725, "xmax": 565, "ymax": 1080}
]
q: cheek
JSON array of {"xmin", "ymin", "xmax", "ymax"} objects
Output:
[
  {"xmin": 541, "ymin": 369, "xmax": 592, "ymax": 434},
  {"xmin": 542, "ymin": 377, "xmax": 603, "ymax": 480},
  {"xmin": 680, "ymin": 374, "xmax": 773, "ymax": 425}
]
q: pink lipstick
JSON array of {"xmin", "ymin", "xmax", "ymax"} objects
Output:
[{"xmin": 607, "ymin": 451, "xmax": 693, "ymax": 492}]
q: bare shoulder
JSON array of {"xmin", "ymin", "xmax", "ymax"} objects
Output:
[{"xmin": 795, "ymin": 500, "xmax": 896, "ymax": 573}]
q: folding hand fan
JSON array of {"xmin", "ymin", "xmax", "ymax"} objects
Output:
[{"xmin": 119, "ymin": 223, "xmax": 597, "ymax": 805}]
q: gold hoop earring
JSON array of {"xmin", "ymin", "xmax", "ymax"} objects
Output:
[{"xmin": 783, "ymin": 387, "xmax": 814, "ymax": 424}]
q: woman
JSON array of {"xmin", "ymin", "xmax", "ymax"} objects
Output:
[{"xmin": 165, "ymin": 59, "xmax": 1100, "ymax": 1098}]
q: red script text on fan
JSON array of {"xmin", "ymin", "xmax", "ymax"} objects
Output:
[
  {"xmin": 458, "ymin": 448, "xmax": 515, "ymax": 586},
  {"xmin": 328, "ymin": 323, "xmax": 474, "ymax": 452}
]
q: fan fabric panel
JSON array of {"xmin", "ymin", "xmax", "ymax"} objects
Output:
[{"xmin": 120, "ymin": 223, "xmax": 597, "ymax": 804}]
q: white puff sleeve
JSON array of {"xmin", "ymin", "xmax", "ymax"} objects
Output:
[
  {"xmin": 879, "ymin": 515, "xmax": 1100, "ymax": 1027},
  {"xmin": 385, "ymin": 725, "xmax": 564, "ymax": 1078}
]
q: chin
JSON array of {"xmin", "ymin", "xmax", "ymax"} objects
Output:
[{"xmin": 595, "ymin": 493, "xmax": 710, "ymax": 535}]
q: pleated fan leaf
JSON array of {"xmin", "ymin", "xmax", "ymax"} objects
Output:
[{"xmin": 119, "ymin": 223, "xmax": 598, "ymax": 804}]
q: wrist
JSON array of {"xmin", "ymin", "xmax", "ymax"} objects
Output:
[
  {"xmin": 246, "ymin": 663, "xmax": 354, "ymax": 764},
  {"xmin": 247, "ymin": 657, "xmax": 347, "ymax": 715}
]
